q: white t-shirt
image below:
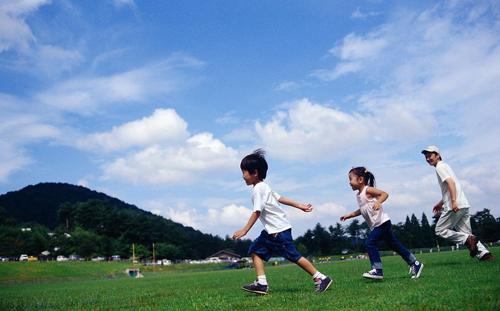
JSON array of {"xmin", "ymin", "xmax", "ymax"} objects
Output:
[
  {"xmin": 356, "ymin": 186, "xmax": 390, "ymax": 230},
  {"xmin": 435, "ymin": 161, "xmax": 470, "ymax": 211},
  {"xmin": 252, "ymin": 182, "xmax": 292, "ymax": 234}
]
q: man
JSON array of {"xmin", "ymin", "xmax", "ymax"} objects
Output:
[{"xmin": 422, "ymin": 145, "xmax": 492, "ymax": 261}]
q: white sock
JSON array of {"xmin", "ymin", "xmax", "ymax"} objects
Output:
[
  {"xmin": 257, "ymin": 275, "xmax": 267, "ymax": 285},
  {"xmin": 313, "ymin": 271, "xmax": 326, "ymax": 280}
]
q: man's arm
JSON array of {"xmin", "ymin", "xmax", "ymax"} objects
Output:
[
  {"xmin": 445, "ymin": 178, "xmax": 459, "ymax": 212},
  {"xmin": 278, "ymin": 196, "xmax": 313, "ymax": 212},
  {"xmin": 232, "ymin": 211, "xmax": 260, "ymax": 239}
]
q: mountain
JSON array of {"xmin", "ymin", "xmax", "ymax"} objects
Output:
[
  {"xmin": 0, "ymin": 183, "xmax": 250, "ymax": 259},
  {"xmin": 0, "ymin": 183, "xmax": 139, "ymax": 229}
]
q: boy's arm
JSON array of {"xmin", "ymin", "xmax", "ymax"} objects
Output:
[
  {"xmin": 365, "ymin": 187, "xmax": 389, "ymax": 210},
  {"xmin": 232, "ymin": 211, "xmax": 260, "ymax": 239},
  {"xmin": 340, "ymin": 209, "xmax": 361, "ymax": 221},
  {"xmin": 278, "ymin": 196, "xmax": 313, "ymax": 212}
]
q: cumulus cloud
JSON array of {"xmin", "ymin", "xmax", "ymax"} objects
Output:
[
  {"xmin": 208, "ymin": 204, "xmax": 253, "ymax": 227},
  {"xmin": 78, "ymin": 108, "xmax": 189, "ymax": 152}
]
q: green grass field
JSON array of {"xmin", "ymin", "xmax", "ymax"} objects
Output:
[{"xmin": 1, "ymin": 248, "xmax": 499, "ymax": 310}]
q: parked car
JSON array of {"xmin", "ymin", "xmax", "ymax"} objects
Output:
[
  {"xmin": 69, "ymin": 254, "xmax": 82, "ymax": 261},
  {"xmin": 91, "ymin": 256, "xmax": 105, "ymax": 262},
  {"xmin": 0, "ymin": 256, "xmax": 9, "ymax": 262},
  {"xmin": 28, "ymin": 256, "xmax": 38, "ymax": 262},
  {"xmin": 19, "ymin": 254, "xmax": 29, "ymax": 261},
  {"xmin": 111, "ymin": 255, "xmax": 121, "ymax": 261},
  {"xmin": 56, "ymin": 255, "xmax": 68, "ymax": 262}
]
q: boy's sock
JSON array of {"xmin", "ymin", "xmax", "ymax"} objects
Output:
[
  {"xmin": 257, "ymin": 275, "xmax": 268, "ymax": 286},
  {"xmin": 312, "ymin": 271, "xmax": 326, "ymax": 280}
]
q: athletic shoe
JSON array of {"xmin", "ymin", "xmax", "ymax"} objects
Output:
[
  {"xmin": 363, "ymin": 269, "xmax": 383, "ymax": 280},
  {"xmin": 465, "ymin": 235, "xmax": 479, "ymax": 257},
  {"xmin": 242, "ymin": 280, "xmax": 268, "ymax": 295},
  {"xmin": 410, "ymin": 261, "xmax": 424, "ymax": 279},
  {"xmin": 314, "ymin": 276, "xmax": 333, "ymax": 293},
  {"xmin": 479, "ymin": 252, "xmax": 494, "ymax": 261}
]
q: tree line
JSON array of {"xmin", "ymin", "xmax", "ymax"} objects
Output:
[
  {"xmin": 295, "ymin": 209, "xmax": 500, "ymax": 256},
  {"xmin": 0, "ymin": 198, "xmax": 498, "ymax": 260}
]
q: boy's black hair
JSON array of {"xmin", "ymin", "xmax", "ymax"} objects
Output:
[
  {"xmin": 349, "ymin": 166, "xmax": 376, "ymax": 187},
  {"xmin": 240, "ymin": 149, "xmax": 268, "ymax": 180}
]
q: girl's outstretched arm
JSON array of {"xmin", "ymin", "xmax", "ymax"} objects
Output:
[
  {"xmin": 366, "ymin": 187, "xmax": 389, "ymax": 210},
  {"xmin": 278, "ymin": 196, "xmax": 313, "ymax": 212},
  {"xmin": 340, "ymin": 209, "xmax": 361, "ymax": 221}
]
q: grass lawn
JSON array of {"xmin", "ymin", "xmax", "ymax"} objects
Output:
[{"xmin": 0, "ymin": 248, "xmax": 499, "ymax": 310}]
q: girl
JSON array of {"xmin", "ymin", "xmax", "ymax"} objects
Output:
[{"xmin": 340, "ymin": 167, "xmax": 423, "ymax": 280}]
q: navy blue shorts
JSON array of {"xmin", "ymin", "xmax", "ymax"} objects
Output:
[{"xmin": 248, "ymin": 229, "xmax": 302, "ymax": 263}]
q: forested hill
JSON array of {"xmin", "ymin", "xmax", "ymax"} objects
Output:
[
  {"xmin": 0, "ymin": 183, "xmax": 138, "ymax": 229},
  {"xmin": 0, "ymin": 183, "xmax": 250, "ymax": 259}
]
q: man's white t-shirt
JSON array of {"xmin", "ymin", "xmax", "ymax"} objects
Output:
[
  {"xmin": 252, "ymin": 182, "xmax": 292, "ymax": 234},
  {"xmin": 435, "ymin": 161, "xmax": 470, "ymax": 212}
]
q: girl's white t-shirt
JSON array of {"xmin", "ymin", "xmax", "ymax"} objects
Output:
[
  {"xmin": 435, "ymin": 161, "xmax": 470, "ymax": 211},
  {"xmin": 356, "ymin": 186, "xmax": 390, "ymax": 230},
  {"xmin": 252, "ymin": 182, "xmax": 292, "ymax": 234}
]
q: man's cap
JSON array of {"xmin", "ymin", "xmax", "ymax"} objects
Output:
[{"xmin": 421, "ymin": 145, "xmax": 440, "ymax": 155}]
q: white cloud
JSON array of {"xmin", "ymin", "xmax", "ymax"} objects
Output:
[
  {"xmin": 37, "ymin": 54, "xmax": 204, "ymax": 114},
  {"xmin": 351, "ymin": 7, "xmax": 381, "ymax": 19},
  {"xmin": 208, "ymin": 204, "xmax": 252, "ymax": 227},
  {"xmin": 0, "ymin": 0, "xmax": 50, "ymax": 53},
  {"xmin": 102, "ymin": 130, "xmax": 239, "ymax": 184},
  {"xmin": 0, "ymin": 93, "xmax": 61, "ymax": 181},
  {"xmin": 78, "ymin": 108, "xmax": 189, "ymax": 152},
  {"xmin": 274, "ymin": 81, "xmax": 300, "ymax": 92}
]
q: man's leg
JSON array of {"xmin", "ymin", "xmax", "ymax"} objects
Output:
[
  {"xmin": 454, "ymin": 209, "xmax": 491, "ymax": 259},
  {"xmin": 435, "ymin": 209, "xmax": 469, "ymax": 244}
]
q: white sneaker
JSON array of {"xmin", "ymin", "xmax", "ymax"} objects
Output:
[{"xmin": 363, "ymin": 269, "xmax": 383, "ymax": 280}]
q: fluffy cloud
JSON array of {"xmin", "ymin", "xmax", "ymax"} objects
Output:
[
  {"xmin": 93, "ymin": 109, "xmax": 239, "ymax": 185},
  {"xmin": 78, "ymin": 108, "xmax": 189, "ymax": 152}
]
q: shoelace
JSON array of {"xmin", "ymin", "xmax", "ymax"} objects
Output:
[{"xmin": 314, "ymin": 278, "xmax": 322, "ymax": 291}]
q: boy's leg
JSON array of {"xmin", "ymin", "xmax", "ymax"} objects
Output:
[
  {"xmin": 295, "ymin": 256, "xmax": 317, "ymax": 276},
  {"xmin": 252, "ymin": 253, "xmax": 266, "ymax": 277}
]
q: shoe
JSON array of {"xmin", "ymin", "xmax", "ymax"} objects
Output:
[
  {"xmin": 314, "ymin": 276, "xmax": 333, "ymax": 293},
  {"xmin": 479, "ymin": 252, "xmax": 494, "ymax": 261},
  {"xmin": 363, "ymin": 269, "xmax": 383, "ymax": 280},
  {"xmin": 242, "ymin": 280, "xmax": 268, "ymax": 295},
  {"xmin": 410, "ymin": 261, "xmax": 424, "ymax": 279},
  {"xmin": 465, "ymin": 235, "xmax": 478, "ymax": 257}
]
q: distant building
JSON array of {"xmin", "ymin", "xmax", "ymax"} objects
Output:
[{"xmin": 206, "ymin": 249, "xmax": 241, "ymax": 262}]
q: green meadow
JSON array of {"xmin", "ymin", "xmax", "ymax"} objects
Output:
[{"xmin": 1, "ymin": 248, "xmax": 499, "ymax": 311}]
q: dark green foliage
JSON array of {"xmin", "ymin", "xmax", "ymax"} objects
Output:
[{"xmin": 0, "ymin": 183, "xmax": 251, "ymax": 259}]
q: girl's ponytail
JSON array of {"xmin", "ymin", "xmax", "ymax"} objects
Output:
[{"xmin": 349, "ymin": 167, "xmax": 376, "ymax": 187}]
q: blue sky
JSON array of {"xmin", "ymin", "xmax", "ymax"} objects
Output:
[{"xmin": 1, "ymin": 0, "xmax": 500, "ymax": 238}]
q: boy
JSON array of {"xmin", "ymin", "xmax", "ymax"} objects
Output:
[
  {"xmin": 232, "ymin": 149, "xmax": 332, "ymax": 295},
  {"xmin": 422, "ymin": 145, "xmax": 493, "ymax": 261}
]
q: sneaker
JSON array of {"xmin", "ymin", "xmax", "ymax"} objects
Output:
[
  {"xmin": 410, "ymin": 261, "xmax": 424, "ymax": 279},
  {"xmin": 465, "ymin": 235, "xmax": 479, "ymax": 257},
  {"xmin": 314, "ymin": 276, "xmax": 333, "ymax": 293},
  {"xmin": 479, "ymin": 252, "xmax": 494, "ymax": 261},
  {"xmin": 363, "ymin": 269, "xmax": 383, "ymax": 280},
  {"xmin": 242, "ymin": 280, "xmax": 268, "ymax": 295}
]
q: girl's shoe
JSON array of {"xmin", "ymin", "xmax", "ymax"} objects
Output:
[
  {"xmin": 363, "ymin": 269, "xmax": 383, "ymax": 280},
  {"xmin": 410, "ymin": 261, "xmax": 424, "ymax": 279}
]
